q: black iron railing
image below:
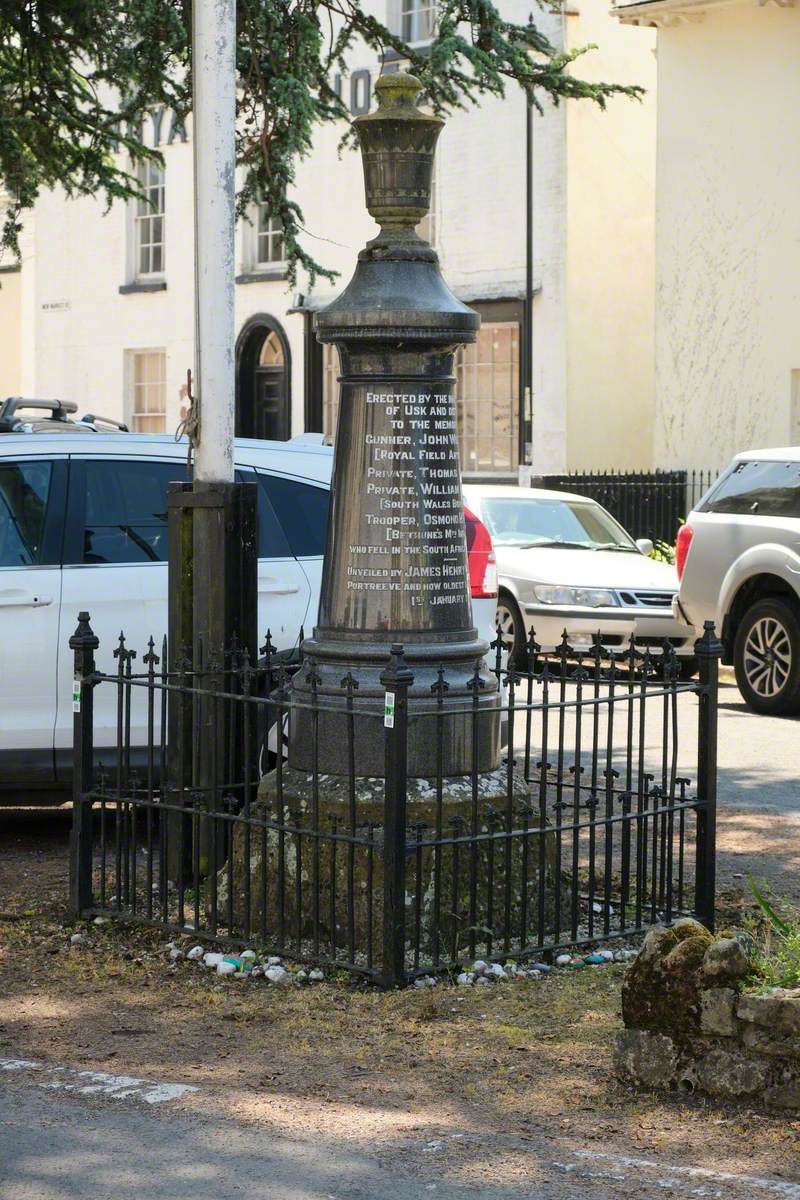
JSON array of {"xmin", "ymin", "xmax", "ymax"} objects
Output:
[
  {"xmin": 535, "ymin": 469, "xmax": 720, "ymax": 545},
  {"xmin": 69, "ymin": 614, "xmax": 721, "ymax": 986}
]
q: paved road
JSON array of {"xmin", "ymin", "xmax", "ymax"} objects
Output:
[{"xmin": 2, "ymin": 1076, "xmax": 799, "ymax": 1200}]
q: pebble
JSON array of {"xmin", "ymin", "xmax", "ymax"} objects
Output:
[
  {"xmin": 264, "ymin": 965, "xmax": 289, "ymax": 984},
  {"xmin": 475, "ymin": 976, "xmax": 490, "ymax": 987},
  {"xmin": 70, "ymin": 933, "xmax": 84, "ymax": 946},
  {"xmin": 531, "ymin": 962, "xmax": 551, "ymax": 974},
  {"xmin": 295, "ymin": 970, "xmax": 308, "ymax": 984},
  {"xmin": 266, "ymin": 956, "xmax": 283, "ymax": 966},
  {"xmin": 203, "ymin": 952, "xmax": 224, "ymax": 968},
  {"xmin": 456, "ymin": 972, "xmax": 475, "ymax": 986},
  {"xmin": 187, "ymin": 945, "xmax": 204, "ymax": 960},
  {"xmin": 472, "ymin": 960, "xmax": 489, "ymax": 975},
  {"xmin": 489, "ymin": 963, "xmax": 507, "ymax": 979},
  {"xmin": 598, "ymin": 949, "xmax": 615, "ymax": 961},
  {"xmin": 93, "ymin": 917, "xmax": 108, "ymax": 926},
  {"xmin": 555, "ymin": 953, "xmax": 571, "ymax": 966},
  {"xmin": 217, "ymin": 961, "xmax": 237, "ymax": 976},
  {"xmin": 584, "ymin": 953, "xmax": 606, "ymax": 966},
  {"xmin": 308, "ymin": 968, "xmax": 325, "ymax": 982},
  {"xmin": 240, "ymin": 950, "xmax": 257, "ymax": 962}
]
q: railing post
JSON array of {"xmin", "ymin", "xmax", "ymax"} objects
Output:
[
  {"xmin": 381, "ymin": 644, "xmax": 413, "ymax": 988},
  {"xmin": 694, "ymin": 620, "xmax": 722, "ymax": 931},
  {"xmin": 69, "ymin": 612, "xmax": 99, "ymax": 916}
]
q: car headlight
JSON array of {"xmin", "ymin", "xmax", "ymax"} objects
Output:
[{"xmin": 532, "ymin": 584, "xmax": 618, "ymax": 608}]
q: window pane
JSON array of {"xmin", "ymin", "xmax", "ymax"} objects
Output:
[
  {"xmin": 455, "ymin": 320, "xmax": 519, "ymax": 474},
  {"xmin": 238, "ymin": 471, "xmax": 292, "ymax": 559},
  {"xmin": 81, "ymin": 460, "xmax": 186, "ymax": 564},
  {"xmin": 701, "ymin": 461, "xmax": 800, "ymax": 517},
  {"xmin": 0, "ymin": 462, "xmax": 52, "ymax": 567},
  {"xmin": 258, "ymin": 474, "xmax": 330, "ymax": 557}
]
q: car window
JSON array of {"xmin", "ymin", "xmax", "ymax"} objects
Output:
[
  {"xmin": 480, "ymin": 497, "xmax": 635, "ymax": 550},
  {"xmin": 236, "ymin": 469, "xmax": 292, "ymax": 559},
  {"xmin": 257, "ymin": 472, "xmax": 330, "ymax": 557},
  {"xmin": 81, "ymin": 459, "xmax": 186, "ymax": 564},
  {"xmin": 699, "ymin": 460, "xmax": 800, "ymax": 517},
  {"xmin": 0, "ymin": 461, "xmax": 53, "ymax": 567}
]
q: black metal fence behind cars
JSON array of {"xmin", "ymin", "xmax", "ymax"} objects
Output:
[
  {"xmin": 69, "ymin": 614, "xmax": 720, "ymax": 986},
  {"xmin": 535, "ymin": 469, "xmax": 719, "ymax": 545}
]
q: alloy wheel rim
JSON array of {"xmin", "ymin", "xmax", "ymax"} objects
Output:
[
  {"xmin": 743, "ymin": 616, "xmax": 792, "ymax": 698},
  {"xmin": 496, "ymin": 603, "xmax": 516, "ymax": 651}
]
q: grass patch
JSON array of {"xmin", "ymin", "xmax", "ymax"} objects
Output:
[{"xmin": 745, "ymin": 875, "xmax": 800, "ymax": 991}]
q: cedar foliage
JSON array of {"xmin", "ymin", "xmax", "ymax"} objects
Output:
[{"xmin": 0, "ymin": 0, "xmax": 641, "ymax": 281}]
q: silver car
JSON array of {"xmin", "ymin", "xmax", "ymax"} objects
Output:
[
  {"xmin": 676, "ymin": 448, "xmax": 800, "ymax": 714},
  {"xmin": 462, "ymin": 484, "xmax": 695, "ymax": 668}
]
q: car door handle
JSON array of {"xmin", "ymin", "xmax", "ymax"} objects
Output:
[
  {"xmin": 260, "ymin": 584, "xmax": 300, "ymax": 596},
  {"xmin": 0, "ymin": 591, "xmax": 53, "ymax": 608}
]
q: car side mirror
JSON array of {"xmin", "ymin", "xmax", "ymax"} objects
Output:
[{"xmin": 635, "ymin": 538, "xmax": 654, "ymax": 556}]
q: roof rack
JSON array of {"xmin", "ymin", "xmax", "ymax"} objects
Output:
[
  {"xmin": 0, "ymin": 396, "xmax": 79, "ymax": 432},
  {"xmin": 79, "ymin": 413, "xmax": 130, "ymax": 432}
]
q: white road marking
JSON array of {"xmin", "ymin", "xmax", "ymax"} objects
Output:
[
  {"xmin": 0, "ymin": 1058, "xmax": 198, "ymax": 1104},
  {"xmin": 572, "ymin": 1150, "xmax": 800, "ymax": 1198}
]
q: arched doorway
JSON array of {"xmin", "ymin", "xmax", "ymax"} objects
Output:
[{"xmin": 236, "ymin": 315, "xmax": 291, "ymax": 441}]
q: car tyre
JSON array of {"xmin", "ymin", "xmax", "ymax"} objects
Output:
[
  {"xmin": 495, "ymin": 592, "xmax": 527, "ymax": 668},
  {"xmin": 733, "ymin": 597, "xmax": 800, "ymax": 715},
  {"xmin": 676, "ymin": 655, "xmax": 698, "ymax": 681}
]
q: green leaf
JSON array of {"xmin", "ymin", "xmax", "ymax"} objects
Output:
[{"xmin": 748, "ymin": 871, "xmax": 791, "ymax": 936}]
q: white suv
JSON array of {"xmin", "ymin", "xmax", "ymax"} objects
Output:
[
  {"xmin": 0, "ymin": 408, "xmax": 499, "ymax": 795},
  {"xmin": 676, "ymin": 448, "xmax": 800, "ymax": 714}
]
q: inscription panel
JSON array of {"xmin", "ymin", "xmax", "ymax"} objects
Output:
[{"xmin": 318, "ymin": 383, "xmax": 473, "ymax": 636}]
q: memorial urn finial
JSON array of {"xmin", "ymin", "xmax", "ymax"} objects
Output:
[{"xmin": 354, "ymin": 71, "xmax": 443, "ymax": 234}]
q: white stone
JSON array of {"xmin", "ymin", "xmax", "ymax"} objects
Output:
[
  {"xmin": 240, "ymin": 950, "xmax": 257, "ymax": 961},
  {"xmin": 556, "ymin": 953, "xmax": 572, "ymax": 966},
  {"xmin": 169, "ymin": 947, "xmax": 184, "ymax": 961},
  {"xmin": 489, "ymin": 963, "xmax": 507, "ymax": 979},
  {"xmin": 204, "ymin": 952, "xmax": 224, "ymax": 967},
  {"xmin": 475, "ymin": 976, "xmax": 491, "ymax": 987},
  {"xmin": 266, "ymin": 956, "xmax": 282, "ymax": 966},
  {"xmin": 70, "ymin": 933, "xmax": 84, "ymax": 945},
  {"xmin": 456, "ymin": 972, "xmax": 474, "ymax": 986},
  {"xmin": 264, "ymin": 966, "xmax": 289, "ymax": 984},
  {"xmin": 187, "ymin": 945, "xmax": 204, "ymax": 960},
  {"xmin": 216, "ymin": 961, "xmax": 237, "ymax": 976},
  {"xmin": 599, "ymin": 950, "xmax": 615, "ymax": 961},
  {"xmin": 93, "ymin": 917, "xmax": 108, "ymax": 926},
  {"xmin": 472, "ymin": 960, "xmax": 489, "ymax": 974},
  {"xmin": 308, "ymin": 968, "xmax": 324, "ymax": 982}
]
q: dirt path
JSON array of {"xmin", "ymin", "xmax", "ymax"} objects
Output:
[{"xmin": 1, "ymin": 807, "xmax": 799, "ymax": 1196}]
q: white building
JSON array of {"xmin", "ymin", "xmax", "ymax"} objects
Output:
[
  {"xmin": 617, "ymin": 0, "xmax": 800, "ymax": 468},
  {"xmin": 2, "ymin": 0, "xmax": 656, "ymax": 477}
]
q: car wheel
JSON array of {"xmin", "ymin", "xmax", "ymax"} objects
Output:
[
  {"xmin": 495, "ymin": 593, "xmax": 527, "ymax": 667},
  {"xmin": 734, "ymin": 598, "xmax": 800, "ymax": 715},
  {"xmin": 676, "ymin": 655, "xmax": 698, "ymax": 680}
]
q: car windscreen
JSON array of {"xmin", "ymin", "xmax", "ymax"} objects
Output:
[
  {"xmin": 479, "ymin": 497, "xmax": 637, "ymax": 550},
  {"xmin": 698, "ymin": 460, "xmax": 800, "ymax": 517}
]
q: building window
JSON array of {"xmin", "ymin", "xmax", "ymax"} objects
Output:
[
  {"xmin": 455, "ymin": 322, "xmax": 519, "ymax": 475},
  {"xmin": 401, "ymin": 0, "xmax": 436, "ymax": 43},
  {"xmin": 135, "ymin": 160, "xmax": 165, "ymax": 277},
  {"xmin": 130, "ymin": 350, "xmax": 167, "ymax": 433},
  {"xmin": 256, "ymin": 207, "xmax": 285, "ymax": 268},
  {"xmin": 322, "ymin": 343, "xmax": 340, "ymax": 443}
]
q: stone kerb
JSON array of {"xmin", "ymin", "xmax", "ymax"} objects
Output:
[{"xmin": 614, "ymin": 918, "xmax": 800, "ymax": 1109}]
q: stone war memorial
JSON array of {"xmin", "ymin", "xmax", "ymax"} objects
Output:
[{"xmin": 230, "ymin": 71, "xmax": 560, "ymax": 975}]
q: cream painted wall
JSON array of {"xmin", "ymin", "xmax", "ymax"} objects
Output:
[
  {"xmin": 565, "ymin": 0, "xmax": 656, "ymax": 471},
  {"xmin": 651, "ymin": 3, "xmax": 800, "ymax": 470},
  {"xmin": 0, "ymin": 268, "xmax": 21, "ymax": 394}
]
